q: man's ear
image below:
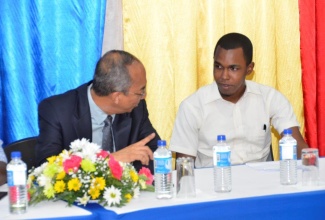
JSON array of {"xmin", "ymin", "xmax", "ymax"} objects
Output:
[
  {"xmin": 111, "ymin": 92, "xmax": 121, "ymax": 104},
  {"xmin": 246, "ymin": 62, "xmax": 255, "ymax": 75}
]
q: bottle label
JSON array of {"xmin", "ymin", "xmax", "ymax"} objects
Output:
[
  {"xmin": 154, "ymin": 157, "xmax": 172, "ymax": 174},
  {"xmin": 7, "ymin": 169, "xmax": 26, "ymax": 187},
  {"xmin": 214, "ymin": 151, "xmax": 231, "ymax": 167},
  {"xmin": 280, "ymin": 143, "xmax": 297, "ymax": 160}
]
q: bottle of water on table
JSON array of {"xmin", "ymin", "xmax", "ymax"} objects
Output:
[
  {"xmin": 154, "ymin": 140, "xmax": 173, "ymax": 199},
  {"xmin": 213, "ymin": 135, "xmax": 232, "ymax": 192},
  {"xmin": 6, "ymin": 151, "xmax": 28, "ymax": 214},
  {"xmin": 279, "ymin": 129, "xmax": 297, "ymax": 185}
]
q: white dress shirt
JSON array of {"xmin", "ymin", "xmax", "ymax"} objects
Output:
[
  {"xmin": 170, "ymin": 80, "xmax": 299, "ymax": 168},
  {"xmin": 87, "ymin": 85, "xmax": 115, "ymax": 150}
]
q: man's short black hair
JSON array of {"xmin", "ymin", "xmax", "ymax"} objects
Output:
[{"xmin": 214, "ymin": 33, "xmax": 253, "ymax": 65}]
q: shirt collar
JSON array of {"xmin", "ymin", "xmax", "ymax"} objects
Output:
[
  {"xmin": 87, "ymin": 84, "xmax": 114, "ymax": 125},
  {"xmin": 203, "ymin": 80, "xmax": 262, "ymax": 104}
]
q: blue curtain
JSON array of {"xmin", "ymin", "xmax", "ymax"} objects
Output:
[{"xmin": 0, "ymin": 1, "xmax": 107, "ymax": 145}]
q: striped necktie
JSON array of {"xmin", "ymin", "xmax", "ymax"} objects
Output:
[{"xmin": 102, "ymin": 115, "xmax": 113, "ymax": 152}]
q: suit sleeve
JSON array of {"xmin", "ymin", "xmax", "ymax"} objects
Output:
[
  {"xmin": 132, "ymin": 100, "xmax": 160, "ymax": 173},
  {"xmin": 35, "ymin": 99, "xmax": 65, "ymax": 165},
  {"xmin": 138, "ymin": 100, "xmax": 160, "ymax": 150}
]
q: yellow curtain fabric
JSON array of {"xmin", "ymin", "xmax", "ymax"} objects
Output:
[{"xmin": 122, "ymin": 0, "xmax": 304, "ymax": 160}]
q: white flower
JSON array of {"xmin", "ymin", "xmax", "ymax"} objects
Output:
[
  {"xmin": 133, "ymin": 186, "xmax": 140, "ymax": 198},
  {"xmin": 37, "ymin": 174, "xmax": 51, "ymax": 187},
  {"xmin": 80, "ymin": 142, "xmax": 101, "ymax": 162},
  {"xmin": 103, "ymin": 186, "xmax": 122, "ymax": 207},
  {"xmin": 44, "ymin": 183, "xmax": 53, "ymax": 192},
  {"xmin": 70, "ymin": 139, "xmax": 101, "ymax": 162},
  {"xmin": 76, "ymin": 194, "xmax": 91, "ymax": 206},
  {"xmin": 69, "ymin": 138, "xmax": 90, "ymax": 152},
  {"xmin": 59, "ymin": 150, "xmax": 70, "ymax": 161},
  {"xmin": 32, "ymin": 162, "xmax": 47, "ymax": 176}
]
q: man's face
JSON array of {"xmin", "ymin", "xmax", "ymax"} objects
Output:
[
  {"xmin": 118, "ymin": 61, "xmax": 147, "ymax": 112},
  {"xmin": 213, "ymin": 46, "xmax": 254, "ymax": 103}
]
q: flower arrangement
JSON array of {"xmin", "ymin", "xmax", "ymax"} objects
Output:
[{"xmin": 28, "ymin": 138, "xmax": 154, "ymax": 207}]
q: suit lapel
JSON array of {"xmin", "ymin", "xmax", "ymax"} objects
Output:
[
  {"xmin": 113, "ymin": 114, "xmax": 132, "ymax": 151},
  {"xmin": 72, "ymin": 82, "xmax": 92, "ymax": 141}
]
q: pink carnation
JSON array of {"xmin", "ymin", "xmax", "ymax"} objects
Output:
[
  {"xmin": 97, "ymin": 150, "xmax": 109, "ymax": 159},
  {"xmin": 139, "ymin": 167, "xmax": 154, "ymax": 185},
  {"xmin": 108, "ymin": 155, "xmax": 123, "ymax": 180},
  {"xmin": 63, "ymin": 155, "xmax": 82, "ymax": 173}
]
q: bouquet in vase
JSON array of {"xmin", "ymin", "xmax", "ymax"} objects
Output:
[{"xmin": 28, "ymin": 138, "xmax": 154, "ymax": 207}]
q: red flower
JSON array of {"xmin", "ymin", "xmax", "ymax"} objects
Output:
[
  {"xmin": 108, "ymin": 155, "xmax": 123, "ymax": 180},
  {"xmin": 63, "ymin": 155, "xmax": 82, "ymax": 173},
  {"xmin": 97, "ymin": 150, "xmax": 109, "ymax": 159},
  {"xmin": 139, "ymin": 167, "xmax": 154, "ymax": 185}
]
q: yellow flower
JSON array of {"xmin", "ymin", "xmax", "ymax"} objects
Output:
[
  {"xmin": 139, "ymin": 179, "xmax": 146, "ymax": 189},
  {"xmin": 47, "ymin": 156, "xmax": 57, "ymax": 164},
  {"xmin": 93, "ymin": 177, "xmax": 105, "ymax": 190},
  {"xmin": 56, "ymin": 170, "xmax": 66, "ymax": 180},
  {"xmin": 27, "ymin": 175, "xmax": 35, "ymax": 185},
  {"xmin": 130, "ymin": 170, "xmax": 138, "ymax": 183},
  {"xmin": 58, "ymin": 150, "xmax": 69, "ymax": 165},
  {"xmin": 57, "ymin": 158, "xmax": 63, "ymax": 166},
  {"xmin": 43, "ymin": 185, "xmax": 55, "ymax": 198},
  {"xmin": 54, "ymin": 180, "xmax": 66, "ymax": 193},
  {"xmin": 29, "ymin": 175, "xmax": 35, "ymax": 181},
  {"xmin": 68, "ymin": 178, "xmax": 82, "ymax": 191},
  {"xmin": 125, "ymin": 193, "xmax": 132, "ymax": 202},
  {"xmin": 43, "ymin": 163, "xmax": 60, "ymax": 178},
  {"xmin": 81, "ymin": 159, "xmax": 96, "ymax": 172},
  {"xmin": 88, "ymin": 187, "xmax": 100, "ymax": 199}
]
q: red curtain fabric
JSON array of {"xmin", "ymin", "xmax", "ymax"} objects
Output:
[{"xmin": 299, "ymin": 0, "xmax": 325, "ymax": 156}]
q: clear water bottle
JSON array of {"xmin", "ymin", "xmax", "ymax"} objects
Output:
[
  {"xmin": 154, "ymin": 140, "xmax": 173, "ymax": 199},
  {"xmin": 6, "ymin": 151, "xmax": 28, "ymax": 214},
  {"xmin": 213, "ymin": 135, "xmax": 231, "ymax": 192},
  {"xmin": 279, "ymin": 129, "xmax": 297, "ymax": 185}
]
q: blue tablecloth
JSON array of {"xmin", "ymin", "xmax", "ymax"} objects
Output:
[{"xmin": 79, "ymin": 190, "xmax": 325, "ymax": 220}]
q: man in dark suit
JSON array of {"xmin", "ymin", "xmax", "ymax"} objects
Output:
[{"xmin": 35, "ymin": 50, "xmax": 160, "ymax": 173}]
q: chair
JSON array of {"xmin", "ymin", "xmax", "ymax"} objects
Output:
[
  {"xmin": 266, "ymin": 145, "xmax": 274, "ymax": 161},
  {"xmin": 4, "ymin": 137, "xmax": 38, "ymax": 171}
]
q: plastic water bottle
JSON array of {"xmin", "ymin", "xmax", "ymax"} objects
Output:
[
  {"xmin": 213, "ymin": 135, "xmax": 232, "ymax": 192},
  {"xmin": 279, "ymin": 129, "xmax": 297, "ymax": 185},
  {"xmin": 6, "ymin": 151, "xmax": 28, "ymax": 214},
  {"xmin": 154, "ymin": 140, "xmax": 173, "ymax": 199}
]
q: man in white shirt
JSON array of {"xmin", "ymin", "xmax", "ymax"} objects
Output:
[{"xmin": 169, "ymin": 33, "xmax": 308, "ymax": 168}]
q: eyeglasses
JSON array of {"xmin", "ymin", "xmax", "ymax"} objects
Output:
[{"xmin": 128, "ymin": 90, "xmax": 146, "ymax": 99}]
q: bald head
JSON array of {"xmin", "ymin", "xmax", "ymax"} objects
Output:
[{"xmin": 92, "ymin": 50, "xmax": 142, "ymax": 96}]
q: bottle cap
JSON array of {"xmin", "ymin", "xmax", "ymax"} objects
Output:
[
  {"xmin": 217, "ymin": 135, "xmax": 226, "ymax": 141},
  {"xmin": 283, "ymin": 129, "xmax": 292, "ymax": 135},
  {"xmin": 157, "ymin": 140, "xmax": 166, "ymax": 146},
  {"xmin": 11, "ymin": 151, "xmax": 21, "ymax": 159}
]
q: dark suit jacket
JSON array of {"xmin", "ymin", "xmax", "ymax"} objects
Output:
[{"xmin": 35, "ymin": 81, "xmax": 160, "ymax": 173}]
